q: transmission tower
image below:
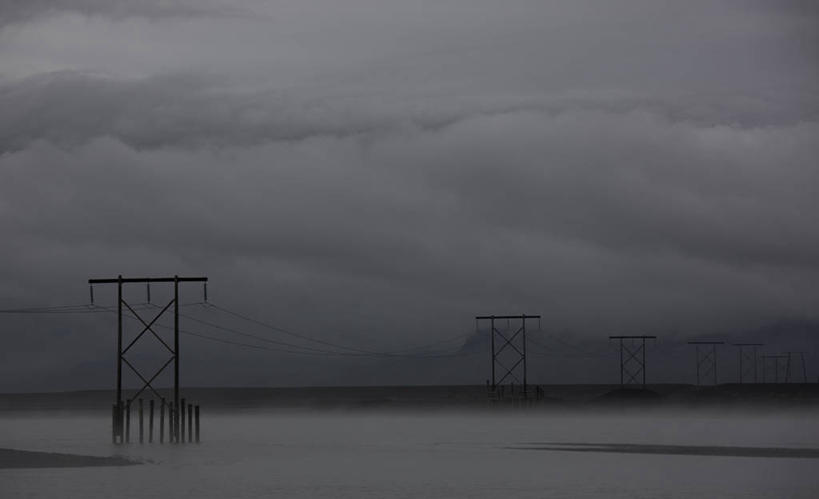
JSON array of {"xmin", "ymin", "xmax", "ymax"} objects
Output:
[
  {"xmin": 731, "ymin": 343, "xmax": 763, "ymax": 384},
  {"xmin": 687, "ymin": 341, "xmax": 723, "ymax": 385},
  {"xmin": 476, "ymin": 314, "xmax": 540, "ymax": 397},
  {"xmin": 89, "ymin": 275, "xmax": 207, "ymax": 444},
  {"xmin": 609, "ymin": 336, "xmax": 656, "ymax": 389}
]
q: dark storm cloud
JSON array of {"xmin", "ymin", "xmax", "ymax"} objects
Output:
[
  {"xmin": 0, "ymin": 0, "xmax": 237, "ymax": 28},
  {"xmin": 0, "ymin": 1, "xmax": 817, "ymax": 390},
  {"xmin": 3, "ymin": 95, "xmax": 816, "ymax": 310},
  {"xmin": 4, "ymin": 71, "xmax": 816, "ymax": 272},
  {"xmin": 2, "ymin": 71, "xmax": 818, "ymax": 154}
]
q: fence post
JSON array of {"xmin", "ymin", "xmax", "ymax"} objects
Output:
[
  {"xmin": 181, "ymin": 398, "xmax": 186, "ymax": 444},
  {"xmin": 149, "ymin": 399, "xmax": 155, "ymax": 443},
  {"xmin": 160, "ymin": 398, "xmax": 165, "ymax": 444},
  {"xmin": 169, "ymin": 404, "xmax": 174, "ymax": 443},
  {"xmin": 125, "ymin": 400, "xmax": 131, "ymax": 444},
  {"xmin": 117, "ymin": 400, "xmax": 123, "ymax": 444},
  {"xmin": 139, "ymin": 399, "xmax": 144, "ymax": 444},
  {"xmin": 112, "ymin": 404, "xmax": 117, "ymax": 444}
]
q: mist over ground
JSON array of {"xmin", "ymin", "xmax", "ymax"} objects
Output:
[
  {"xmin": 2, "ymin": 406, "xmax": 819, "ymax": 497},
  {"xmin": 0, "ymin": 1, "xmax": 817, "ymax": 391}
]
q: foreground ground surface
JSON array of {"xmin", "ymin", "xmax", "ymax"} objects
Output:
[
  {"xmin": 0, "ymin": 448, "xmax": 137, "ymax": 469},
  {"xmin": 1, "ymin": 407, "xmax": 818, "ymax": 498}
]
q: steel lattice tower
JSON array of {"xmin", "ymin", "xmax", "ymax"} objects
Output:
[
  {"xmin": 609, "ymin": 336, "xmax": 657, "ymax": 389},
  {"xmin": 687, "ymin": 341, "xmax": 724, "ymax": 385},
  {"xmin": 89, "ymin": 275, "xmax": 207, "ymax": 444},
  {"xmin": 731, "ymin": 343, "xmax": 763, "ymax": 384},
  {"xmin": 476, "ymin": 314, "xmax": 540, "ymax": 398}
]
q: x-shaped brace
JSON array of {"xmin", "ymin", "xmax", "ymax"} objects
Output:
[
  {"xmin": 119, "ymin": 298, "xmax": 176, "ymax": 403},
  {"xmin": 122, "ymin": 356, "xmax": 175, "ymax": 403},
  {"xmin": 623, "ymin": 342, "xmax": 644, "ymax": 384},
  {"xmin": 493, "ymin": 326, "xmax": 524, "ymax": 358},
  {"xmin": 121, "ymin": 299, "xmax": 175, "ymax": 355},
  {"xmin": 496, "ymin": 357, "xmax": 524, "ymax": 386}
]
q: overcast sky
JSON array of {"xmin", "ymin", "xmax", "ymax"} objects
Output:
[{"xmin": 1, "ymin": 0, "xmax": 818, "ymax": 391}]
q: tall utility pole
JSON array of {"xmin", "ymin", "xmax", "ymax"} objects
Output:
[
  {"xmin": 687, "ymin": 341, "xmax": 724, "ymax": 386},
  {"xmin": 732, "ymin": 343, "xmax": 763, "ymax": 384},
  {"xmin": 476, "ymin": 314, "xmax": 540, "ymax": 397},
  {"xmin": 609, "ymin": 336, "xmax": 657, "ymax": 389},
  {"xmin": 89, "ymin": 275, "xmax": 207, "ymax": 444}
]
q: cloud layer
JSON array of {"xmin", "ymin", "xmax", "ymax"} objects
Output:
[{"xmin": 0, "ymin": 1, "xmax": 817, "ymax": 390}]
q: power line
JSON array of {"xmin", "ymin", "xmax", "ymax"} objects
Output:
[
  {"xmin": 361, "ymin": 331, "xmax": 473, "ymax": 355},
  {"xmin": 175, "ymin": 308, "xmax": 354, "ymax": 355},
  {"xmin": 181, "ymin": 329, "xmax": 482, "ymax": 359},
  {"xmin": 1, "ymin": 300, "xmax": 488, "ymax": 359},
  {"xmin": 142, "ymin": 304, "xmax": 471, "ymax": 359},
  {"xmin": 527, "ymin": 335, "xmax": 609, "ymax": 359},
  {"xmin": 203, "ymin": 302, "xmax": 390, "ymax": 355},
  {"xmin": 202, "ymin": 302, "xmax": 473, "ymax": 358},
  {"xmin": 96, "ymin": 303, "xmax": 358, "ymax": 357},
  {"xmin": 529, "ymin": 329, "xmax": 613, "ymax": 357}
]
